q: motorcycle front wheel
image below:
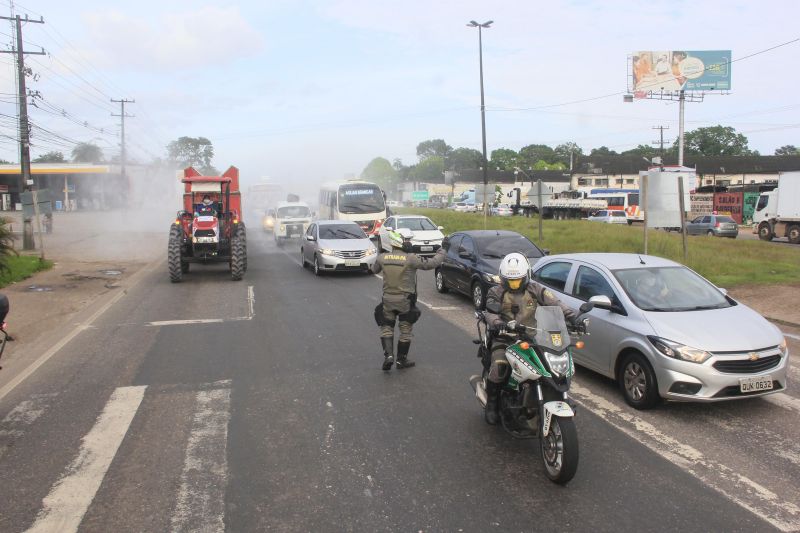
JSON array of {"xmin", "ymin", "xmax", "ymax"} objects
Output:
[{"xmin": 540, "ymin": 416, "xmax": 578, "ymax": 484}]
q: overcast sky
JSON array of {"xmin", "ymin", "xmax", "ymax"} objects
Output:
[{"xmin": 0, "ymin": 0, "xmax": 798, "ymax": 188}]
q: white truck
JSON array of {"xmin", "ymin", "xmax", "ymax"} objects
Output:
[{"xmin": 754, "ymin": 171, "xmax": 800, "ymax": 244}]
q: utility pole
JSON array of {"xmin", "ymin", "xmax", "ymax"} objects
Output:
[
  {"xmin": 111, "ymin": 98, "xmax": 134, "ymax": 195},
  {"xmin": 0, "ymin": 13, "xmax": 44, "ymax": 250},
  {"xmin": 651, "ymin": 125, "xmax": 670, "ymax": 157},
  {"xmin": 467, "ymin": 20, "xmax": 493, "ymax": 228}
]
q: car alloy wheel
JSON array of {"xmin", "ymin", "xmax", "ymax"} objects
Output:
[
  {"xmin": 472, "ymin": 282, "xmax": 485, "ymax": 309},
  {"xmin": 435, "ymin": 270, "xmax": 448, "ymax": 293},
  {"xmin": 619, "ymin": 352, "xmax": 660, "ymax": 409},
  {"xmin": 623, "ymin": 361, "xmax": 647, "ymax": 401},
  {"xmin": 314, "ymin": 256, "xmax": 322, "ymax": 276},
  {"xmin": 707, "ymin": 230, "xmax": 714, "ymax": 237}
]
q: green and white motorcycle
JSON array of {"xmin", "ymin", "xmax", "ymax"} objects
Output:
[{"xmin": 469, "ymin": 303, "xmax": 592, "ymax": 485}]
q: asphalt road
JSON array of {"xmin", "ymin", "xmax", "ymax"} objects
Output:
[{"xmin": 0, "ymin": 228, "xmax": 798, "ymax": 532}]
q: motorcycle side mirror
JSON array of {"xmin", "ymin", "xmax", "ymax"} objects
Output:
[
  {"xmin": 579, "ymin": 301, "xmax": 595, "ymax": 314},
  {"xmin": 588, "ymin": 295, "xmax": 612, "ymax": 310}
]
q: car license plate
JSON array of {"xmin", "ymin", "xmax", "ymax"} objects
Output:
[
  {"xmin": 420, "ymin": 246, "xmax": 433, "ymax": 252},
  {"xmin": 345, "ymin": 259, "xmax": 360, "ymax": 267},
  {"xmin": 195, "ymin": 237, "xmax": 216, "ymax": 243},
  {"xmin": 739, "ymin": 375, "xmax": 773, "ymax": 393}
]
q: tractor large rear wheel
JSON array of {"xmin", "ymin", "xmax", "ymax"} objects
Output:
[
  {"xmin": 168, "ymin": 225, "xmax": 183, "ymax": 283},
  {"xmin": 238, "ymin": 223, "xmax": 248, "ymax": 271},
  {"xmin": 230, "ymin": 227, "xmax": 246, "ymax": 281}
]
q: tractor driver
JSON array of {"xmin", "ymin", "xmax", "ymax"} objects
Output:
[{"xmin": 196, "ymin": 195, "xmax": 217, "ymax": 216}]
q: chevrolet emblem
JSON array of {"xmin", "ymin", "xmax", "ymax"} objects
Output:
[{"xmin": 749, "ymin": 352, "xmax": 760, "ymax": 361}]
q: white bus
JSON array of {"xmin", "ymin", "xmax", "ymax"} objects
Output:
[
  {"xmin": 318, "ymin": 180, "xmax": 387, "ymax": 238},
  {"xmin": 586, "ymin": 188, "xmax": 642, "ymax": 224}
]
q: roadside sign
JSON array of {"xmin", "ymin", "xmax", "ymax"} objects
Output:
[
  {"xmin": 526, "ymin": 183, "xmax": 552, "ymax": 209},
  {"xmin": 411, "ymin": 190, "xmax": 429, "ymax": 201},
  {"xmin": 21, "ymin": 189, "xmax": 53, "ymax": 218},
  {"xmin": 474, "ymin": 184, "xmax": 494, "ymax": 204}
]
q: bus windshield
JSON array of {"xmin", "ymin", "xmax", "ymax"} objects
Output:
[{"xmin": 338, "ymin": 184, "xmax": 385, "ymax": 214}]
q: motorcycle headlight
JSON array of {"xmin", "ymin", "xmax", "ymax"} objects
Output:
[
  {"xmin": 320, "ymin": 248, "xmax": 336, "ymax": 256},
  {"xmin": 648, "ymin": 336, "xmax": 711, "ymax": 364},
  {"xmin": 544, "ymin": 352, "xmax": 570, "ymax": 377},
  {"xmin": 365, "ymin": 247, "xmax": 377, "ymax": 256},
  {"xmin": 484, "ymin": 273, "xmax": 501, "ymax": 284}
]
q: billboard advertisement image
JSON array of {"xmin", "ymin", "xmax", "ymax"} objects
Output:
[{"xmin": 632, "ymin": 50, "xmax": 731, "ymax": 94}]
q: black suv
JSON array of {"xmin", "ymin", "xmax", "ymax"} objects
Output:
[{"xmin": 434, "ymin": 230, "xmax": 546, "ymax": 309}]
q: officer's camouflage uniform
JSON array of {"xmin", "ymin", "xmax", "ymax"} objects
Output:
[
  {"xmin": 372, "ymin": 248, "xmax": 446, "ymax": 342},
  {"xmin": 484, "ymin": 281, "xmax": 577, "ymax": 383}
]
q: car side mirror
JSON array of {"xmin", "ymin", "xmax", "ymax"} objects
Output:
[
  {"xmin": 384, "ymin": 226, "xmax": 393, "ymax": 231},
  {"xmin": 458, "ymin": 248, "xmax": 472, "ymax": 259},
  {"xmin": 543, "ymin": 249, "xmax": 550, "ymax": 256},
  {"xmin": 588, "ymin": 295, "xmax": 613, "ymax": 310},
  {"xmin": 437, "ymin": 226, "xmax": 444, "ymax": 231},
  {"xmin": 306, "ymin": 235, "xmax": 316, "ymax": 241},
  {"xmin": 579, "ymin": 301, "xmax": 595, "ymax": 314}
]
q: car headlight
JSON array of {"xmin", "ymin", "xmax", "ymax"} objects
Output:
[
  {"xmin": 365, "ymin": 247, "xmax": 377, "ymax": 256},
  {"xmin": 320, "ymin": 248, "xmax": 336, "ymax": 256},
  {"xmin": 648, "ymin": 336, "xmax": 711, "ymax": 364},
  {"xmin": 779, "ymin": 338, "xmax": 788, "ymax": 357},
  {"xmin": 484, "ymin": 273, "xmax": 501, "ymax": 284},
  {"xmin": 544, "ymin": 352, "xmax": 570, "ymax": 377}
]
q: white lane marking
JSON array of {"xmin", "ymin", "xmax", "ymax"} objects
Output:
[
  {"xmin": 247, "ymin": 285, "xmax": 255, "ymax": 318},
  {"xmin": 429, "ymin": 306, "xmax": 460, "ymax": 311},
  {"xmin": 0, "ymin": 261, "xmax": 158, "ymax": 403},
  {"xmin": 763, "ymin": 393, "xmax": 800, "ymax": 414},
  {"xmin": 147, "ymin": 319, "xmax": 225, "ymax": 327},
  {"xmin": 25, "ymin": 386, "xmax": 147, "ymax": 533},
  {"xmin": 783, "ymin": 332, "xmax": 800, "ymax": 341},
  {"xmin": 702, "ymin": 413, "xmax": 800, "ymax": 467},
  {"xmin": 170, "ymin": 383, "xmax": 232, "ymax": 533},
  {"xmin": 570, "ymin": 383, "xmax": 800, "ymax": 532}
]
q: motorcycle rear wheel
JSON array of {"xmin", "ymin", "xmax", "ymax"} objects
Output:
[{"xmin": 540, "ymin": 416, "xmax": 578, "ymax": 484}]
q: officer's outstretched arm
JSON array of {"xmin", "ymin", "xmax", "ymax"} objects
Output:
[
  {"xmin": 408, "ymin": 248, "xmax": 446, "ymax": 271},
  {"xmin": 531, "ymin": 282, "xmax": 577, "ymax": 322}
]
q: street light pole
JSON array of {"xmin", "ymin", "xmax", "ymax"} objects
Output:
[{"xmin": 467, "ymin": 20, "xmax": 492, "ymax": 228}]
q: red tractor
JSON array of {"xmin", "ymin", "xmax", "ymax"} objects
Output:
[{"xmin": 168, "ymin": 166, "xmax": 247, "ymax": 282}]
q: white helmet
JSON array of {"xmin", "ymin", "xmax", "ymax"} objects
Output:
[
  {"xmin": 498, "ymin": 252, "xmax": 530, "ymax": 291},
  {"xmin": 389, "ymin": 227, "xmax": 414, "ymax": 249}
]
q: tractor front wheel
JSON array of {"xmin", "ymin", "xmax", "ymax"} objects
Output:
[
  {"xmin": 230, "ymin": 227, "xmax": 247, "ymax": 281},
  {"xmin": 168, "ymin": 224, "xmax": 183, "ymax": 283}
]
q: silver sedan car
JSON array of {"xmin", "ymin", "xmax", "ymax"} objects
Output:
[
  {"xmin": 531, "ymin": 253, "xmax": 788, "ymax": 409},
  {"xmin": 300, "ymin": 220, "xmax": 378, "ymax": 275}
]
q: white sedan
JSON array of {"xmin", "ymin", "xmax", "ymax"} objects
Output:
[
  {"xmin": 379, "ymin": 215, "xmax": 445, "ymax": 256},
  {"xmin": 587, "ymin": 210, "xmax": 628, "ymax": 224}
]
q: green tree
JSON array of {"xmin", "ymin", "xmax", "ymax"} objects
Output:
[
  {"xmin": 167, "ymin": 136, "xmax": 217, "ymax": 174},
  {"xmin": 416, "ymin": 139, "xmax": 452, "ymax": 160},
  {"xmin": 590, "ymin": 146, "xmax": 619, "ymax": 156},
  {"xmin": 621, "ymin": 144, "xmax": 659, "ymax": 158},
  {"xmin": 490, "ymin": 148, "xmax": 519, "ymax": 170},
  {"xmin": 361, "ymin": 157, "xmax": 397, "ymax": 188},
  {"xmin": 532, "ymin": 160, "xmax": 566, "ymax": 170},
  {"xmin": 677, "ymin": 125, "xmax": 752, "ymax": 156},
  {"xmin": 447, "ymin": 147, "xmax": 483, "ymax": 170},
  {"xmin": 554, "ymin": 142, "xmax": 583, "ymax": 167},
  {"xmin": 411, "ymin": 156, "xmax": 444, "ymax": 181},
  {"xmin": 71, "ymin": 142, "xmax": 104, "ymax": 163},
  {"xmin": 774, "ymin": 145, "xmax": 798, "ymax": 156},
  {"xmin": 519, "ymin": 144, "xmax": 555, "ymax": 168},
  {"xmin": 33, "ymin": 151, "xmax": 66, "ymax": 163}
]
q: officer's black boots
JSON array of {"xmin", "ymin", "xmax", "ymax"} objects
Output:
[
  {"xmin": 484, "ymin": 381, "xmax": 500, "ymax": 425},
  {"xmin": 381, "ymin": 337, "xmax": 395, "ymax": 371},
  {"xmin": 395, "ymin": 341, "xmax": 415, "ymax": 368}
]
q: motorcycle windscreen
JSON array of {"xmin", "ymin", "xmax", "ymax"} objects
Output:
[{"xmin": 533, "ymin": 306, "xmax": 570, "ymax": 351}]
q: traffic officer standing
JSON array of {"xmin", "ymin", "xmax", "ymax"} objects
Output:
[{"xmin": 372, "ymin": 228, "xmax": 446, "ymax": 371}]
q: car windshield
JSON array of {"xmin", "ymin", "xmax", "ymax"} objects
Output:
[
  {"xmin": 277, "ymin": 206, "xmax": 310, "ymax": 218},
  {"xmin": 611, "ymin": 211, "xmax": 626, "ymax": 217},
  {"xmin": 397, "ymin": 218, "xmax": 437, "ymax": 231},
  {"xmin": 318, "ymin": 224, "xmax": 367, "ymax": 240},
  {"xmin": 338, "ymin": 184, "xmax": 385, "ymax": 214},
  {"xmin": 477, "ymin": 235, "xmax": 543, "ymax": 260},
  {"xmin": 614, "ymin": 266, "xmax": 731, "ymax": 312}
]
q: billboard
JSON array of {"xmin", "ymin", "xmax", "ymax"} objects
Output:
[{"xmin": 632, "ymin": 50, "xmax": 731, "ymax": 94}]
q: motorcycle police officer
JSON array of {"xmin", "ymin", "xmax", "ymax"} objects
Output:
[
  {"xmin": 483, "ymin": 252, "xmax": 578, "ymax": 424},
  {"xmin": 372, "ymin": 228, "xmax": 446, "ymax": 371}
]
